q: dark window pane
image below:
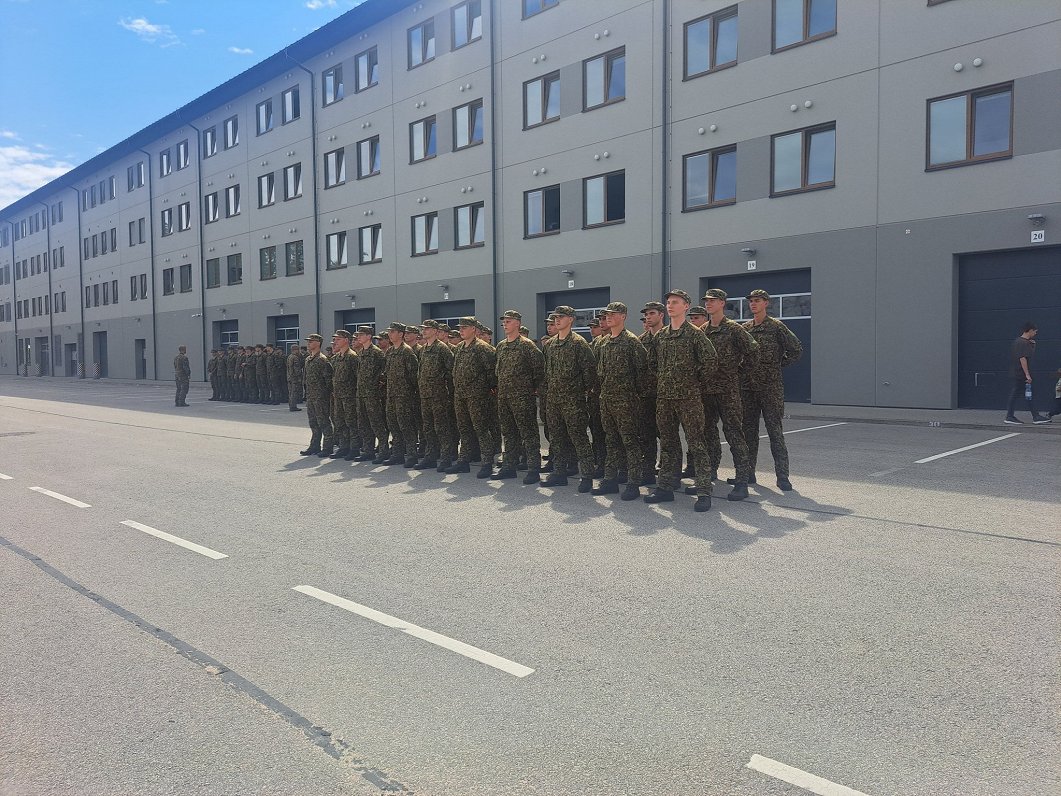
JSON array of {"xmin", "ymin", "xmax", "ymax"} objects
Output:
[
  {"xmin": 608, "ymin": 54, "xmax": 625, "ymax": 102},
  {"xmin": 544, "ymin": 186, "xmax": 561, "ymax": 232},
  {"xmin": 715, "ymin": 13, "xmax": 738, "ymax": 65},
  {"xmin": 606, "ymin": 173, "xmax": 625, "ymax": 221},
  {"xmin": 807, "ymin": 128, "xmax": 835, "ymax": 185},
  {"xmin": 973, "ymin": 90, "xmax": 1011, "ymax": 157},
  {"xmin": 808, "ymin": 0, "xmax": 836, "ymax": 37},
  {"xmin": 713, "ymin": 150, "xmax": 737, "ymax": 201},
  {"xmin": 774, "ymin": 0, "xmax": 803, "ymax": 48},
  {"xmin": 686, "ymin": 18, "xmax": 710, "ymax": 76}
]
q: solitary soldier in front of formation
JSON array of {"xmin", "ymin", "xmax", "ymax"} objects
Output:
[
  {"xmin": 300, "ymin": 334, "xmax": 334, "ymax": 457},
  {"xmin": 174, "ymin": 345, "xmax": 191, "ymax": 407}
]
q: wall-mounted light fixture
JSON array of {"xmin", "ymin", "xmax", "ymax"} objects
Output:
[
  {"xmin": 1027, "ymin": 213, "xmax": 1045, "ymax": 227},
  {"xmin": 561, "ymin": 269, "xmax": 575, "ymax": 288},
  {"xmin": 740, "ymin": 248, "xmax": 756, "ymax": 256}
]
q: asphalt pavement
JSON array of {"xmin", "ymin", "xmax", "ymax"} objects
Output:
[{"xmin": 1, "ymin": 376, "xmax": 1058, "ymax": 796}]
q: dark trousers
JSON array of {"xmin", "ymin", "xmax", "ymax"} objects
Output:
[{"xmin": 1006, "ymin": 377, "xmax": 1033, "ymax": 417}]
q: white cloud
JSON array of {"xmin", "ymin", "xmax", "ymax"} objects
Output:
[
  {"xmin": 191, "ymin": 28, "xmax": 206, "ymax": 35},
  {"xmin": 0, "ymin": 130, "xmax": 18, "ymax": 140},
  {"xmin": 305, "ymin": 0, "xmax": 336, "ymax": 9},
  {"xmin": 0, "ymin": 144, "xmax": 74, "ymax": 210},
  {"xmin": 118, "ymin": 17, "xmax": 181, "ymax": 47},
  {"xmin": 228, "ymin": 46, "xmax": 253, "ymax": 55}
]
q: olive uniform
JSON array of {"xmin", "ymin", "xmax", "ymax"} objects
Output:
[
  {"xmin": 302, "ymin": 338, "xmax": 334, "ymax": 454},
  {"xmin": 356, "ymin": 331, "xmax": 389, "ymax": 461},
  {"xmin": 451, "ymin": 323, "xmax": 498, "ymax": 474},
  {"xmin": 417, "ymin": 328, "xmax": 457, "ymax": 467},
  {"xmin": 543, "ymin": 308, "xmax": 599, "ymax": 482},
  {"xmin": 595, "ymin": 312, "xmax": 650, "ymax": 487},
  {"xmin": 495, "ymin": 319, "xmax": 545, "ymax": 474}
]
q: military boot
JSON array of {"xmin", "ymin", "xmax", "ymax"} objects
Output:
[
  {"xmin": 384, "ymin": 452, "xmax": 405, "ymax": 466},
  {"xmin": 413, "ymin": 457, "xmax": 437, "ymax": 470},
  {"xmin": 591, "ymin": 479, "xmax": 619, "ymax": 495},
  {"xmin": 541, "ymin": 472, "xmax": 568, "ymax": 487},
  {"xmin": 318, "ymin": 445, "xmax": 334, "ymax": 458},
  {"xmin": 728, "ymin": 474, "xmax": 756, "ymax": 485},
  {"xmin": 404, "ymin": 455, "xmax": 419, "ymax": 468},
  {"xmin": 436, "ymin": 459, "xmax": 453, "ymax": 473},
  {"xmin": 620, "ymin": 483, "xmax": 640, "ymax": 501},
  {"xmin": 694, "ymin": 494, "xmax": 712, "ymax": 512},
  {"xmin": 299, "ymin": 446, "xmax": 320, "ymax": 456},
  {"xmin": 522, "ymin": 468, "xmax": 540, "ymax": 485},
  {"xmin": 491, "ymin": 467, "xmax": 517, "ymax": 480},
  {"xmin": 643, "ymin": 488, "xmax": 674, "ymax": 504},
  {"xmin": 476, "ymin": 464, "xmax": 493, "ymax": 479},
  {"xmin": 445, "ymin": 461, "xmax": 471, "ymax": 474},
  {"xmin": 776, "ymin": 476, "xmax": 793, "ymax": 491},
  {"xmin": 727, "ymin": 481, "xmax": 749, "ymax": 501},
  {"xmin": 344, "ymin": 449, "xmax": 360, "ymax": 461},
  {"xmin": 330, "ymin": 448, "xmax": 349, "ymax": 459}
]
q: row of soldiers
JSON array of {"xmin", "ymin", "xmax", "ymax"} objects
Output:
[
  {"xmin": 297, "ymin": 287, "xmax": 801, "ymax": 512},
  {"xmin": 207, "ymin": 344, "xmax": 306, "ymax": 409}
]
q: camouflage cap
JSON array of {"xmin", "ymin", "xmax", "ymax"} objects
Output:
[
  {"xmin": 421, "ymin": 319, "xmax": 440, "ymax": 330},
  {"xmin": 641, "ymin": 301, "xmax": 665, "ymax": 313},
  {"xmin": 386, "ymin": 321, "xmax": 406, "ymax": 333},
  {"xmin": 519, "ymin": 325, "xmax": 530, "ymax": 335},
  {"xmin": 703, "ymin": 288, "xmax": 728, "ymax": 301},
  {"xmin": 688, "ymin": 306, "xmax": 707, "ymax": 316},
  {"xmin": 447, "ymin": 329, "xmax": 461, "ymax": 338},
  {"xmin": 354, "ymin": 325, "xmax": 375, "ymax": 336},
  {"xmin": 437, "ymin": 323, "xmax": 452, "ymax": 334},
  {"xmin": 305, "ymin": 333, "xmax": 324, "ymax": 343},
  {"xmin": 546, "ymin": 312, "xmax": 558, "ymax": 322},
  {"xmin": 748, "ymin": 289, "xmax": 770, "ymax": 300},
  {"xmin": 664, "ymin": 289, "xmax": 693, "ymax": 304},
  {"xmin": 332, "ymin": 329, "xmax": 352, "ymax": 340},
  {"xmin": 552, "ymin": 305, "xmax": 576, "ymax": 318},
  {"xmin": 458, "ymin": 316, "xmax": 478, "ymax": 327},
  {"xmin": 600, "ymin": 301, "xmax": 628, "ymax": 315},
  {"xmin": 480, "ymin": 326, "xmax": 493, "ymax": 336},
  {"xmin": 499, "ymin": 309, "xmax": 522, "ymax": 321},
  {"xmin": 404, "ymin": 325, "xmax": 422, "ymax": 334},
  {"xmin": 588, "ymin": 317, "xmax": 601, "ymax": 328}
]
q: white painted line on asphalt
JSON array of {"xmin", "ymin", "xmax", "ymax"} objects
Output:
[
  {"xmin": 120, "ymin": 520, "xmax": 228, "ymax": 560},
  {"xmin": 293, "ymin": 584, "xmax": 535, "ymax": 679},
  {"xmin": 746, "ymin": 754, "xmax": 871, "ymax": 796},
  {"xmin": 29, "ymin": 486, "xmax": 91, "ymax": 508},
  {"xmin": 0, "ymin": 472, "xmax": 13, "ymax": 480},
  {"xmin": 869, "ymin": 466, "xmax": 905, "ymax": 478},
  {"xmin": 914, "ymin": 432, "xmax": 1020, "ymax": 464},
  {"xmin": 720, "ymin": 421, "xmax": 847, "ymax": 447}
]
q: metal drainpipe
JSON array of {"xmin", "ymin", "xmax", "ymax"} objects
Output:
[
  {"xmin": 284, "ymin": 50, "xmax": 322, "ymax": 333},
  {"xmin": 660, "ymin": 0, "xmax": 671, "ymax": 296},
  {"xmin": 37, "ymin": 202, "xmax": 54, "ymax": 376},
  {"xmin": 137, "ymin": 149, "xmax": 162, "ymax": 381},
  {"xmin": 488, "ymin": 0, "xmax": 500, "ymax": 339},
  {"xmin": 175, "ymin": 123, "xmax": 209, "ymax": 383},
  {"xmin": 8, "ymin": 222, "xmax": 19, "ymax": 375},
  {"xmin": 69, "ymin": 188, "xmax": 86, "ymax": 378}
]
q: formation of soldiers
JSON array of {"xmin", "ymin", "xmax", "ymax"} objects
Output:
[
  {"xmin": 207, "ymin": 343, "xmax": 306, "ymax": 411},
  {"xmin": 295, "ymin": 287, "xmax": 802, "ymax": 513}
]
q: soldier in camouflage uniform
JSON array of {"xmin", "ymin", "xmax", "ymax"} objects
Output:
[
  {"xmin": 329, "ymin": 330, "xmax": 360, "ymax": 460},
  {"xmin": 493, "ymin": 310, "xmax": 545, "ymax": 484},
  {"xmin": 286, "ymin": 345, "xmax": 304, "ymax": 411},
  {"xmin": 354, "ymin": 326, "xmax": 389, "ymax": 463},
  {"xmin": 741, "ymin": 289, "xmax": 803, "ymax": 491},
  {"xmin": 638, "ymin": 302, "xmax": 664, "ymax": 483},
  {"xmin": 223, "ymin": 348, "xmax": 236, "ymax": 401},
  {"xmin": 237, "ymin": 347, "xmax": 251, "ymax": 403},
  {"xmin": 173, "ymin": 345, "xmax": 191, "ymax": 407},
  {"xmin": 271, "ymin": 345, "xmax": 288, "ymax": 405},
  {"xmin": 646, "ymin": 290, "xmax": 718, "ymax": 512},
  {"xmin": 403, "ymin": 325, "xmax": 424, "ymax": 457},
  {"xmin": 592, "ymin": 302, "xmax": 650, "ymax": 500},
  {"xmin": 383, "ymin": 322, "xmax": 420, "ymax": 467},
  {"xmin": 448, "ymin": 317, "xmax": 497, "ymax": 478},
  {"xmin": 300, "ymin": 334, "xmax": 334, "ymax": 457},
  {"xmin": 701, "ymin": 288, "xmax": 757, "ymax": 501},
  {"xmin": 207, "ymin": 350, "xmax": 220, "ymax": 400},
  {"xmin": 255, "ymin": 344, "xmax": 270, "ymax": 404},
  {"xmin": 542, "ymin": 305, "xmax": 598, "ymax": 492},
  {"xmin": 587, "ymin": 317, "xmax": 607, "ymax": 476},
  {"xmin": 415, "ymin": 320, "xmax": 457, "ymax": 470}
]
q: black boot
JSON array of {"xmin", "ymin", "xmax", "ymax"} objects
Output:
[
  {"xmin": 728, "ymin": 474, "xmax": 756, "ymax": 485},
  {"xmin": 318, "ymin": 446, "xmax": 334, "ymax": 458},
  {"xmin": 776, "ymin": 476, "xmax": 793, "ymax": 491},
  {"xmin": 522, "ymin": 469, "xmax": 540, "ymax": 485},
  {"xmin": 299, "ymin": 447, "xmax": 320, "ymax": 456},
  {"xmin": 476, "ymin": 464, "xmax": 493, "ymax": 479},
  {"xmin": 727, "ymin": 481, "xmax": 749, "ymax": 501},
  {"xmin": 541, "ymin": 472, "xmax": 568, "ymax": 487},
  {"xmin": 445, "ymin": 461, "xmax": 471, "ymax": 474},
  {"xmin": 384, "ymin": 453, "xmax": 405, "ymax": 466},
  {"xmin": 491, "ymin": 467, "xmax": 517, "ymax": 480},
  {"xmin": 436, "ymin": 459, "xmax": 453, "ymax": 473},
  {"xmin": 643, "ymin": 488, "xmax": 674, "ymax": 504},
  {"xmin": 404, "ymin": 456, "xmax": 418, "ymax": 468},
  {"xmin": 541, "ymin": 461, "xmax": 554, "ymax": 473},
  {"xmin": 330, "ymin": 448, "xmax": 349, "ymax": 459},
  {"xmin": 620, "ymin": 484, "xmax": 640, "ymax": 501},
  {"xmin": 413, "ymin": 458, "xmax": 437, "ymax": 470},
  {"xmin": 591, "ymin": 479, "xmax": 619, "ymax": 496},
  {"xmin": 577, "ymin": 477, "xmax": 593, "ymax": 493},
  {"xmin": 694, "ymin": 494, "xmax": 712, "ymax": 512}
]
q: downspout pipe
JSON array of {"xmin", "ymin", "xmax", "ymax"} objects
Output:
[
  {"xmin": 284, "ymin": 49, "xmax": 322, "ymax": 333},
  {"xmin": 8, "ymin": 222, "xmax": 19, "ymax": 375},
  {"xmin": 68, "ymin": 188, "xmax": 86, "ymax": 378},
  {"xmin": 488, "ymin": 0, "xmax": 500, "ymax": 339},
  {"xmin": 137, "ymin": 149, "xmax": 162, "ymax": 381},
  {"xmin": 173, "ymin": 123, "xmax": 209, "ymax": 383},
  {"xmin": 660, "ymin": 0, "xmax": 670, "ymax": 296},
  {"xmin": 37, "ymin": 202, "xmax": 54, "ymax": 376}
]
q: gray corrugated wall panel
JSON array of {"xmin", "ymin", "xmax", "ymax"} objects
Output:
[
  {"xmin": 1014, "ymin": 69, "xmax": 1061, "ymax": 157},
  {"xmin": 736, "ymin": 137, "xmax": 771, "ymax": 202},
  {"xmin": 560, "ymin": 179, "xmax": 582, "ymax": 232}
]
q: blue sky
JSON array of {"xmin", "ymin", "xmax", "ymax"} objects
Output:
[{"xmin": 0, "ymin": 0, "xmax": 368, "ymax": 210}]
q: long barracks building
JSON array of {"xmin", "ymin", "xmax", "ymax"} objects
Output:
[{"xmin": 1, "ymin": 0, "xmax": 1058, "ymax": 409}]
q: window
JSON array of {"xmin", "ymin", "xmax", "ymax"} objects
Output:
[
  {"xmin": 412, "ymin": 212, "xmax": 439, "ymax": 255},
  {"xmin": 128, "ymin": 220, "xmax": 137, "ymax": 247},
  {"xmin": 260, "ymin": 245, "xmax": 277, "ymax": 279},
  {"xmin": 584, "ymin": 48, "xmax": 626, "ymax": 111},
  {"xmin": 203, "ymin": 126, "xmax": 217, "ymax": 158},
  {"xmin": 326, "ymin": 231, "xmax": 349, "ymax": 269},
  {"xmin": 283, "ymin": 163, "xmax": 303, "ymax": 200},
  {"xmin": 179, "ymin": 264, "xmax": 192, "ymax": 293},
  {"xmin": 408, "ymin": 19, "xmax": 435, "ymax": 69},
  {"xmin": 285, "ymin": 240, "xmax": 304, "ymax": 275},
  {"xmin": 91, "ymin": 235, "xmax": 98, "ymax": 258},
  {"xmin": 357, "ymin": 136, "xmax": 381, "ymax": 179},
  {"xmin": 205, "ymin": 192, "xmax": 219, "ymax": 223},
  {"xmin": 163, "ymin": 268, "xmax": 175, "ymax": 295},
  {"xmin": 103, "ymin": 282, "xmax": 110, "ymax": 306},
  {"xmin": 160, "ymin": 148, "xmax": 173, "ymax": 176},
  {"xmin": 223, "ymin": 115, "xmax": 239, "ymax": 149},
  {"xmin": 523, "ymin": 0, "xmax": 558, "ymax": 19},
  {"xmin": 206, "ymin": 258, "xmax": 221, "ymax": 288},
  {"xmin": 178, "ymin": 202, "xmax": 191, "ymax": 232},
  {"xmin": 524, "ymin": 72, "xmax": 560, "ymax": 129},
  {"xmin": 927, "ymin": 84, "xmax": 1013, "ymax": 169},
  {"xmin": 355, "ymin": 47, "xmax": 379, "ymax": 93},
  {"xmin": 359, "ymin": 224, "xmax": 383, "ymax": 264},
  {"xmin": 773, "ymin": 0, "xmax": 836, "ymax": 52},
  {"xmin": 256, "ymin": 99, "xmax": 274, "ymax": 135},
  {"xmin": 453, "ymin": 99, "xmax": 484, "ymax": 150},
  {"xmin": 127, "ymin": 162, "xmax": 145, "ymax": 191},
  {"xmin": 177, "ymin": 139, "xmax": 190, "ymax": 169},
  {"xmin": 140, "ymin": 273, "xmax": 148, "ymax": 298},
  {"xmin": 723, "ymin": 292, "xmax": 811, "ymax": 322},
  {"xmin": 684, "ymin": 146, "xmax": 737, "ymax": 210},
  {"xmin": 259, "ymin": 173, "xmax": 276, "ymax": 207},
  {"xmin": 771, "ymin": 123, "xmax": 835, "ymax": 195},
  {"xmin": 131, "ymin": 276, "xmax": 139, "ymax": 301},
  {"xmin": 584, "ymin": 170, "xmax": 626, "ymax": 227},
  {"xmin": 110, "ymin": 227, "xmax": 117, "ymax": 252},
  {"xmin": 323, "ymin": 65, "xmax": 344, "ymax": 105},
  {"xmin": 452, "ymin": 0, "xmax": 482, "ymax": 50},
  {"xmin": 455, "ymin": 202, "xmax": 485, "ymax": 249},
  {"xmin": 227, "ymin": 253, "xmax": 243, "ymax": 285},
  {"xmin": 524, "ymin": 185, "xmax": 561, "ymax": 237},
  {"xmin": 685, "ymin": 6, "xmax": 738, "ymax": 78},
  {"xmin": 161, "ymin": 208, "xmax": 174, "ymax": 237},
  {"xmin": 282, "ymin": 86, "xmax": 301, "ymax": 123},
  {"xmin": 52, "ymin": 202, "xmax": 63, "ymax": 224},
  {"xmin": 100, "ymin": 232, "xmax": 108, "ymax": 255},
  {"xmin": 324, "ymin": 148, "xmax": 346, "ymax": 187},
  {"xmin": 410, "ymin": 116, "xmax": 437, "ymax": 163}
]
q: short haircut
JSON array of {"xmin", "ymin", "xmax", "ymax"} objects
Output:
[{"xmin": 1021, "ymin": 321, "xmax": 1037, "ymax": 333}]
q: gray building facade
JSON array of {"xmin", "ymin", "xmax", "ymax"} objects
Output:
[{"xmin": 2, "ymin": 0, "xmax": 1059, "ymax": 409}]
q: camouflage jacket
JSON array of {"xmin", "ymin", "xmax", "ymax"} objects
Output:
[
  {"xmin": 639, "ymin": 329, "xmax": 661, "ymax": 396},
  {"xmin": 239, "ymin": 353, "xmax": 253, "ymax": 380},
  {"xmin": 452, "ymin": 338, "xmax": 497, "ymax": 398},
  {"xmin": 331, "ymin": 349, "xmax": 358, "ymax": 399},
  {"xmin": 254, "ymin": 353, "xmax": 268, "ymax": 377},
  {"xmin": 207, "ymin": 356, "xmax": 219, "ymax": 376},
  {"xmin": 543, "ymin": 332, "xmax": 598, "ymax": 398},
  {"xmin": 303, "ymin": 352, "xmax": 332, "ymax": 400},
  {"xmin": 385, "ymin": 343, "xmax": 419, "ymax": 399},
  {"xmin": 286, "ymin": 351, "xmax": 304, "ymax": 382},
  {"xmin": 174, "ymin": 353, "xmax": 190, "ymax": 380},
  {"xmin": 357, "ymin": 345, "xmax": 386, "ymax": 398},
  {"xmin": 651, "ymin": 321, "xmax": 717, "ymax": 400},
  {"xmin": 742, "ymin": 316, "xmax": 802, "ymax": 388},
  {"xmin": 495, "ymin": 336, "xmax": 544, "ymax": 399},
  {"xmin": 417, "ymin": 340, "xmax": 454, "ymax": 398},
  {"xmin": 702, "ymin": 317, "xmax": 758, "ymax": 393},
  {"xmin": 596, "ymin": 329, "xmax": 650, "ymax": 401}
]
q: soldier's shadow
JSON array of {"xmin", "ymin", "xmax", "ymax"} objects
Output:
[
  {"xmin": 751, "ymin": 486, "xmax": 853, "ymax": 524},
  {"xmin": 279, "ymin": 456, "xmax": 334, "ymax": 473},
  {"xmin": 489, "ymin": 478, "xmax": 570, "ymax": 513}
]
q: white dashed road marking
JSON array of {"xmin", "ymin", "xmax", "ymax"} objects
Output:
[
  {"xmin": 29, "ymin": 486, "xmax": 91, "ymax": 508},
  {"xmin": 721, "ymin": 421, "xmax": 848, "ymax": 446},
  {"xmin": 914, "ymin": 432, "xmax": 1020, "ymax": 464},
  {"xmin": 746, "ymin": 754, "xmax": 872, "ymax": 796},
  {"xmin": 293, "ymin": 584, "xmax": 535, "ymax": 679},
  {"xmin": 0, "ymin": 472, "xmax": 13, "ymax": 480},
  {"xmin": 119, "ymin": 520, "xmax": 228, "ymax": 560}
]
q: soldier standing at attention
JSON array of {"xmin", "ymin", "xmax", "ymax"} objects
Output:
[
  {"xmin": 271, "ymin": 344, "xmax": 287, "ymax": 405},
  {"xmin": 688, "ymin": 306, "xmax": 708, "ymax": 330},
  {"xmin": 329, "ymin": 330, "xmax": 360, "ymax": 460},
  {"xmin": 592, "ymin": 302, "xmax": 649, "ymax": 501},
  {"xmin": 646, "ymin": 289, "xmax": 718, "ymax": 512},
  {"xmin": 300, "ymin": 334, "xmax": 334, "ymax": 457},
  {"xmin": 741, "ymin": 289, "xmax": 802, "ymax": 491},
  {"xmin": 494, "ymin": 310, "xmax": 545, "ymax": 484},
  {"xmin": 415, "ymin": 320, "xmax": 457, "ymax": 471},
  {"xmin": 701, "ymin": 288, "xmax": 757, "ymax": 501},
  {"xmin": 542, "ymin": 305, "xmax": 598, "ymax": 492},
  {"xmin": 383, "ymin": 323, "xmax": 421, "ymax": 467},
  {"xmin": 255, "ymin": 344, "xmax": 270, "ymax": 404},
  {"xmin": 263, "ymin": 344, "xmax": 278, "ymax": 404},
  {"xmin": 587, "ymin": 317, "xmax": 607, "ymax": 477},
  {"xmin": 448, "ymin": 317, "xmax": 498, "ymax": 478},
  {"xmin": 286, "ymin": 345, "xmax": 304, "ymax": 411},
  {"xmin": 403, "ymin": 325, "xmax": 424, "ymax": 458},
  {"xmin": 174, "ymin": 345, "xmax": 191, "ymax": 407},
  {"xmin": 207, "ymin": 350, "xmax": 220, "ymax": 400},
  {"xmin": 638, "ymin": 301, "xmax": 664, "ymax": 484},
  {"xmin": 353, "ymin": 326, "xmax": 389, "ymax": 463},
  {"xmin": 223, "ymin": 348, "xmax": 236, "ymax": 401}
]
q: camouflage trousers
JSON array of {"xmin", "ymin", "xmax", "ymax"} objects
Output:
[
  {"xmin": 358, "ymin": 394, "xmax": 388, "ymax": 457},
  {"xmin": 272, "ymin": 375, "xmax": 287, "ymax": 404},
  {"xmin": 656, "ymin": 398, "xmax": 711, "ymax": 495},
  {"xmin": 306, "ymin": 396, "xmax": 334, "ymax": 451},
  {"xmin": 244, "ymin": 376, "xmax": 257, "ymax": 403},
  {"xmin": 288, "ymin": 379, "xmax": 302, "ymax": 410},
  {"xmin": 386, "ymin": 395, "xmax": 419, "ymax": 458},
  {"xmin": 257, "ymin": 373, "xmax": 270, "ymax": 403},
  {"xmin": 601, "ymin": 396, "xmax": 643, "ymax": 483},
  {"xmin": 587, "ymin": 393, "xmax": 606, "ymax": 468},
  {"xmin": 546, "ymin": 392, "xmax": 594, "ymax": 478},
  {"xmin": 499, "ymin": 394, "xmax": 541, "ymax": 471},
  {"xmin": 175, "ymin": 377, "xmax": 189, "ymax": 405},
  {"xmin": 454, "ymin": 392, "xmax": 496, "ymax": 464},
  {"xmin": 332, "ymin": 395, "xmax": 361, "ymax": 453},
  {"xmin": 209, "ymin": 374, "xmax": 219, "ymax": 400},
  {"xmin": 704, "ymin": 387, "xmax": 752, "ymax": 481},
  {"xmin": 421, "ymin": 395, "xmax": 457, "ymax": 463},
  {"xmin": 743, "ymin": 382, "xmax": 789, "ymax": 478},
  {"xmin": 639, "ymin": 393, "xmax": 659, "ymax": 472}
]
